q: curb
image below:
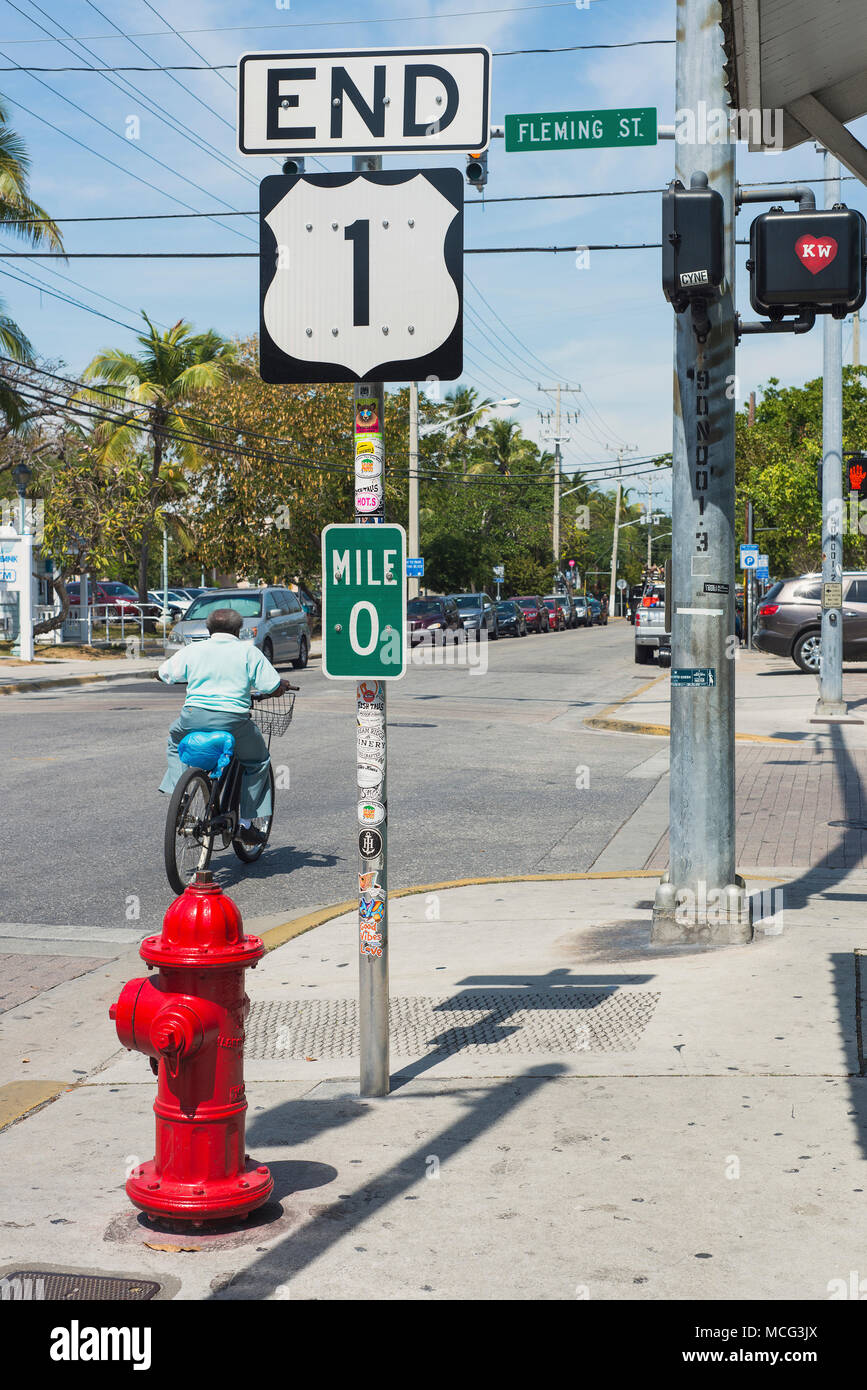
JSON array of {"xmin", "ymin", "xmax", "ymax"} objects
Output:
[
  {"xmin": 585, "ymin": 672, "xmax": 809, "ymax": 745},
  {"xmin": 259, "ymin": 868, "xmax": 675, "ymax": 952},
  {"xmin": 259, "ymin": 868, "xmax": 791, "ymax": 953},
  {"xmin": 0, "ymin": 667, "xmax": 158, "ymax": 696}
]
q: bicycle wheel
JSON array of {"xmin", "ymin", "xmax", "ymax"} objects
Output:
[
  {"xmin": 164, "ymin": 768, "xmax": 215, "ymax": 895},
  {"xmin": 232, "ymin": 764, "xmax": 275, "ymax": 863}
]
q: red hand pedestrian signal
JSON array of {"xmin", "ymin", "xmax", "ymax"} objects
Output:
[{"xmin": 848, "ymin": 461, "xmax": 867, "ymax": 495}]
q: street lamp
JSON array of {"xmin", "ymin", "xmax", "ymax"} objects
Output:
[
  {"xmin": 419, "ymin": 397, "xmax": 519, "ymax": 438},
  {"xmin": 12, "ymin": 461, "xmax": 32, "ymax": 535}
]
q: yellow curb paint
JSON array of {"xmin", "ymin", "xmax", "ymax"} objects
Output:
[
  {"xmin": 587, "ymin": 714, "xmax": 805, "ymax": 745},
  {"xmin": 0, "ymin": 1080, "xmax": 68, "ymax": 1130},
  {"xmin": 259, "ymin": 869, "xmax": 781, "ymax": 953}
]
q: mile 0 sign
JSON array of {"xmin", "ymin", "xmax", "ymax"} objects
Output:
[
  {"xmin": 259, "ymin": 169, "xmax": 463, "ymax": 384},
  {"xmin": 322, "ymin": 523, "xmax": 407, "ymax": 681}
]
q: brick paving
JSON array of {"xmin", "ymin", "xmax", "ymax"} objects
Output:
[
  {"xmin": 0, "ymin": 953, "xmax": 110, "ymax": 1012},
  {"xmin": 645, "ymin": 738, "xmax": 867, "ymax": 871}
]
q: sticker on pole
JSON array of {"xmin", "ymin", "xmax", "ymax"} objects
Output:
[
  {"xmin": 671, "ymin": 667, "xmax": 716, "ymax": 687},
  {"xmin": 322, "ymin": 523, "xmax": 407, "ymax": 680}
]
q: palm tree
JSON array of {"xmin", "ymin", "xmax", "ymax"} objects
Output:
[
  {"xmin": 0, "ymin": 96, "xmax": 63, "ymax": 429},
  {"xmin": 81, "ymin": 314, "xmax": 244, "ymax": 598},
  {"xmin": 442, "ymin": 385, "xmax": 492, "ymax": 437}
]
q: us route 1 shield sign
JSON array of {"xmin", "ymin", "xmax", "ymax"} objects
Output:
[
  {"xmin": 322, "ymin": 523, "xmax": 407, "ymax": 680},
  {"xmin": 259, "ymin": 170, "xmax": 463, "ymax": 383}
]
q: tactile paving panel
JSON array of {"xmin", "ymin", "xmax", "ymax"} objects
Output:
[{"xmin": 246, "ymin": 990, "xmax": 660, "ymax": 1058}]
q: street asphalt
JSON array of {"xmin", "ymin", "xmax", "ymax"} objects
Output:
[{"xmin": 0, "ymin": 621, "xmax": 667, "ymax": 935}]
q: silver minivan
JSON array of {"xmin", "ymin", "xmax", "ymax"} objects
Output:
[{"xmin": 170, "ymin": 586, "xmax": 310, "ymax": 668}]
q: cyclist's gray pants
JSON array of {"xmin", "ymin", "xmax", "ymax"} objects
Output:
[{"xmin": 159, "ymin": 706, "xmax": 272, "ymax": 820}]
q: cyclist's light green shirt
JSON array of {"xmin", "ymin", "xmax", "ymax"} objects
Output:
[{"xmin": 158, "ymin": 633, "xmax": 281, "ymax": 715}]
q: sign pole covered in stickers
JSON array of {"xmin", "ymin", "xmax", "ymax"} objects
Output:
[{"xmin": 355, "ymin": 380, "xmax": 392, "ymax": 1098}]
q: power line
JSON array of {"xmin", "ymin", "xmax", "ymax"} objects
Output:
[
  {"xmin": 0, "ymin": 5, "xmax": 601, "ymax": 47},
  {"xmin": 0, "ymin": 244, "xmax": 676, "ymax": 258},
  {"xmin": 0, "ymin": 40, "xmax": 674, "ymax": 70}
]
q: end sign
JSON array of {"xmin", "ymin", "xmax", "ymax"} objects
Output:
[{"xmin": 322, "ymin": 523, "xmax": 407, "ymax": 680}]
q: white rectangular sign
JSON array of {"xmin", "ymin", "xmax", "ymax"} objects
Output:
[
  {"xmin": 238, "ymin": 46, "xmax": 491, "ymax": 155},
  {"xmin": 0, "ymin": 540, "xmax": 21, "ymax": 590}
]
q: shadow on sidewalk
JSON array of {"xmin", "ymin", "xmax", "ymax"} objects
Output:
[
  {"xmin": 781, "ymin": 723, "xmax": 867, "ymax": 910},
  {"xmin": 222, "ymin": 1066, "xmax": 565, "ymax": 1300}
]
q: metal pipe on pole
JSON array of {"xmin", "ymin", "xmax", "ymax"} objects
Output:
[
  {"xmin": 352, "ymin": 153, "xmax": 390, "ymax": 1098},
  {"xmin": 652, "ymin": 0, "xmax": 750, "ymax": 944},
  {"xmin": 815, "ymin": 150, "xmax": 847, "ymax": 717}
]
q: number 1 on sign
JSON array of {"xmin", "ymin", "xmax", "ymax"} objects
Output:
[{"xmin": 344, "ymin": 220, "xmax": 370, "ymax": 326}]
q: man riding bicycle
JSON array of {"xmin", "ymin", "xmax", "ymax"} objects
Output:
[{"xmin": 156, "ymin": 607, "xmax": 291, "ymax": 845}]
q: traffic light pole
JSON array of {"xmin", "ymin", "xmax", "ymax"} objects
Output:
[
  {"xmin": 652, "ymin": 0, "xmax": 751, "ymax": 944},
  {"xmin": 815, "ymin": 150, "xmax": 847, "ymax": 718},
  {"xmin": 408, "ymin": 380, "xmax": 420, "ymax": 601}
]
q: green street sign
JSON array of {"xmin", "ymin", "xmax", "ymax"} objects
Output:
[
  {"xmin": 321, "ymin": 523, "xmax": 407, "ymax": 680},
  {"xmin": 505, "ymin": 107, "xmax": 656, "ymax": 153}
]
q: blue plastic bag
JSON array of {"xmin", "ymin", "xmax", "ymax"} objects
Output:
[{"xmin": 177, "ymin": 730, "xmax": 235, "ymax": 777}]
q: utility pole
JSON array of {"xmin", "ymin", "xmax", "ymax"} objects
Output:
[
  {"xmin": 854, "ymin": 313, "xmax": 861, "ymax": 369},
  {"xmin": 353, "ymin": 153, "xmax": 390, "ymax": 1097},
  {"xmin": 538, "ymin": 384, "xmax": 580, "ymax": 582},
  {"xmin": 646, "ymin": 474, "xmax": 653, "ymax": 569},
  {"xmin": 652, "ymin": 0, "xmax": 750, "ymax": 945},
  {"xmin": 748, "ymin": 390, "xmax": 756, "ymax": 426},
  {"xmin": 408, "ymin": 380, "xmax": 420, "ymax": 601},
  {"xmin": 607, "ymin": 445, "xmax": 637, "ymax": 611},
  {"xmin": 815, "ymin": 149, "xmax": 847, "ymax": 719}
]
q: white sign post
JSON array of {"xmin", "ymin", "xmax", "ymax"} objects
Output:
[{"xmin": 238, "ymin": 47, "xmax": 491, "ymax": 156}]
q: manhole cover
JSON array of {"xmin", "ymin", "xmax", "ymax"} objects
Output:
[
  {"xmin": 247, "ymin": 990, "xmax": 659, "ymax": 1058},
  {"xmin": 0, "ymin": 1271, "xmax": 160, "ymax": 1300}
]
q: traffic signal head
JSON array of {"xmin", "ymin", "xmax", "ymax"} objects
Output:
[
  {"xmin": 466, "ymin": 150, "xmax": 488, "ymax": 192},
  {"xmin": 749, "ymin": 207, "xmax": 867, "ymax": 319},
  {"xmin": 662, "ymin": 173, "xmax": 725, "ymax": 313}
]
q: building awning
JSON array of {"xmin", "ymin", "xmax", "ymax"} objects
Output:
[{"xmin": 722, "ymin": 0, "xmax": 867, "ymax": 185}]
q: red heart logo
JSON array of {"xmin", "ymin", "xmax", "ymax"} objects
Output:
[{"xmin": 795, "ymin": 234, "xmax": 838, "ymax": 274}]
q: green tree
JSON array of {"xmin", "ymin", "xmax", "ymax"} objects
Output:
[
  {"xmin": 735, "ymin": 369, "xmax": 867, "ymax": 576},
  {"xmin": 0, "ymin": 98, "xmax": 63, "ymax": 429},
  {"xmin": 80, "ymin": 314, "xmax": 244, "ymax": 600}
]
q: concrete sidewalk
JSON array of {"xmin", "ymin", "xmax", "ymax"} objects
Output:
[
  {"xmin": 1, "ymin": 865, "xmax": 865, "ymax": 1300},
  {"xmin": 587, "ymin": 650, "xmax": 867, "ymax": 744},
  {"xmin": 0, "ymin": 639, "xmax": 323, "ymax": 694}
]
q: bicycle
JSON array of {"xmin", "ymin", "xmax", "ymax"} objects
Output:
[{"xmin": 163, "ymin": 686, "xmax": 298, "ymax": 895}]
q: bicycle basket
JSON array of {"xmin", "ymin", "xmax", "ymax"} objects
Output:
[{"xmin": 251, "ymin": 689, "xmax": 296, "ymax": 738}]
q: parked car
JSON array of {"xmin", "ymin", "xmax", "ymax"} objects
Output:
[
  {"xmin": 495, "ymin": 600, "xmax": 528, "ymax": 637},
  {"xmin": 407, "ymin": 595, "xmax": 464, "ymax": 643},
  {"xmin": 570, "ymin": 593, "xmax": 592, "ymax": 628},
  {"xmin": 634, "ymin": 580, "xmax": 671, "ymax": 665},
  {"xmin": 66, "ymin": 580, "xmax": 139, "ymax": 614},
  {"xmin": 171, "ymin": 586, "xmax": 310, "ymax": 668},
  {"xmin": 754, "ymin": 571, "xmax": 867, "ymax": 673},
  {"xmin": 540, "ymin": 595, "xmax": 568, "ymax": 631},
  {"xmin": 587, "ymin": 596, "xmax": 607, "ymax": 626},
  {"xmin": 545, "ymin": 593, "xmax": 577, "ymax": 629},
  {"xmin": 147, "ymin": 591, "xmax": 184, "ymax": 624},
  {"xmin": 451, "ymin": 592, "xmax": 499, "ymax": 639},
  {"xmin": 512, "ymin": 596, "xmax": 551, "ymax": 633}
]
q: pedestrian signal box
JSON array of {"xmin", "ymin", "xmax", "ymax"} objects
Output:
[
  {"xmin": 847, "ymin": 452, "xmax": 867, "ymax": 497},
  {"xmin": 662, "ymin": 173, "xmax": 725, "ymax": 314},
  {"xmin": 749, "ymin": 207, "xmax": 867, "ymax": 319}
]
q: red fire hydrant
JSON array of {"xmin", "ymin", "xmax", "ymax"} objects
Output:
[{"xmin": 110, "ymin": 871, "xmax": 273, "ymax": 1224}]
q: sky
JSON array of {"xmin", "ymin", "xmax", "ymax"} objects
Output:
[{"xmin": 0, "ymin": 0, "xmax": 865, "ymax": 516}]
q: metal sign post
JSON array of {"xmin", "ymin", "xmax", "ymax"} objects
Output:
[
  {"xmin": 357, "ymin": 380, "xmax": 388, "ymax": 1098},
  {"xmin": 652, "ymin": 0, "xmax": 750, "ymax": 945}
]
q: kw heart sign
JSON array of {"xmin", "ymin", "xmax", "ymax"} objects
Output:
[{"xmin": 795, "ymin": 235, "xmax": 838, "ymax": 274}]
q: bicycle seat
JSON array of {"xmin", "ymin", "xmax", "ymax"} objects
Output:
[{"xmin": 178, "ymin": 730, "xmax": 235, "ymax": 777}]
